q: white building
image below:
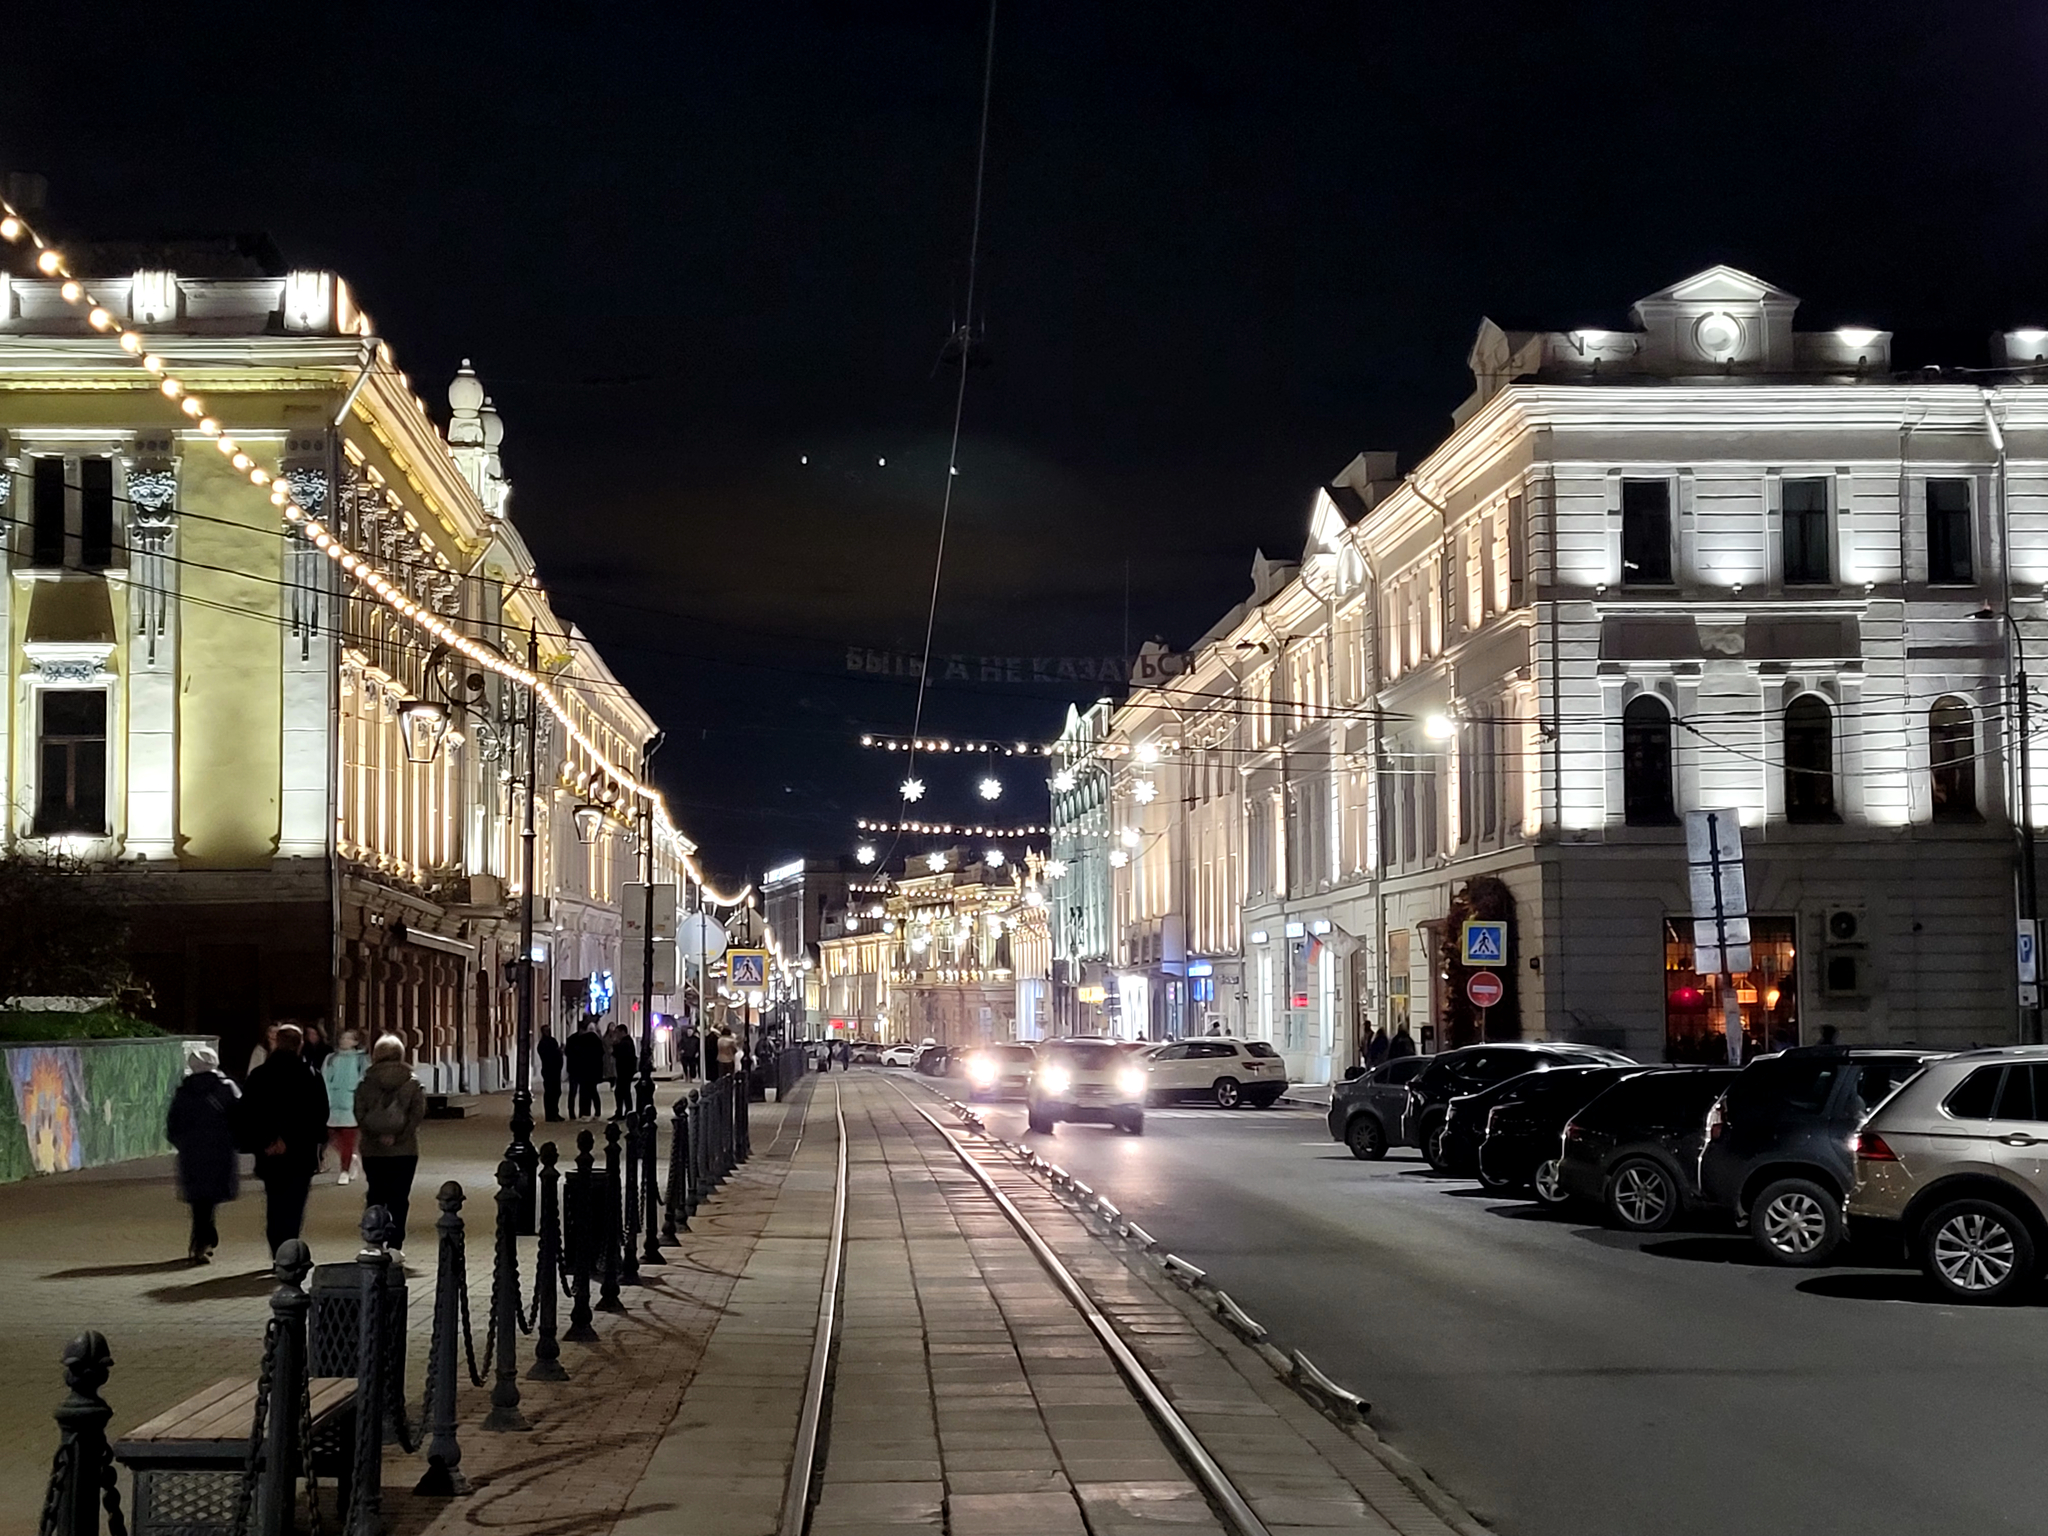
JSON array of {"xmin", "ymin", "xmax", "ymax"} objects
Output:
[{"xmin": 1090, "ymin": 266, "xmax": 2045, "ymax": 1079}]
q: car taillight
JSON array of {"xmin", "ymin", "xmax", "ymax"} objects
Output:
[
  {"xmin": 1562, "ymin": 1123, "xmax": 1585, "ymax": 1142},
  {"xmin": 1705, "ymin": 1100, "xmax": 1724, "ymax": 1142},
  {"xmin": 1855, "ymin": 1131, "xmax": 1899, "ymax": 1162}
]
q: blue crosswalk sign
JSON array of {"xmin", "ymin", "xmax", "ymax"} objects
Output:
[{"xmin": 1461, "ymin": 920, "xmax": 1506, "ymax": 967}]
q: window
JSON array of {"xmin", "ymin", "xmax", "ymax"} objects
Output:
[
  {"xmin": 1783, "ymin": 695, "xmax": 1836, "ymax": 822},
  {"xmin": 1507, "ymin": 493, "xmax": 1527, "ymax": 607},
  {"xmin": 1782, "ymin": 478, "xmax": 1830, "ymax": 585},
  {"xmin": 1621, "ymin": 480, "xmax": 1672, "ymax": 585},
  {"xmin": 1945, "ymin": 1066, "xmax": 2003, "ymax": 1120},
  {"xmin": 34, "ymin": 690, "xmax": 108, "ymax": 835},
  {"xmin": 1929, "ymin": 698, "xmax": 1977, "ymax": 820},
  {"xmin": 1622, "ymin": 695, "xmax": 1675, "ymax": 824},
  {"xmin": 1927, "ymin": 479, "xmax": 1973, "ymax": 585},
  {"xmin": 31, "ymin": 457, "xmax": 65, "ymax": 567}
]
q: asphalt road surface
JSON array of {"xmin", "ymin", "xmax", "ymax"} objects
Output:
[{"xmin": 900, "ymin": 1075, "xmax": 2048, "ymax": 1536}]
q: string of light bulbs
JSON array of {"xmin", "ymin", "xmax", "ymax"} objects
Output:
[
  {"xmin": 0, "ymin": 198, "xmax": 707, "ymax": 860},
  {"xmin": 855, "ymin": 818, "xmax": 1048, "ymax": 836}
]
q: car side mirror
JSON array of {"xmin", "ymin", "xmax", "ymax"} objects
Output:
[{"xmin": 1343, "ymin": 1066, "xmax": 1366, "ymax": 1081}]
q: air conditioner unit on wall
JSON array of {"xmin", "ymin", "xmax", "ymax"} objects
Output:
[{"xmin": 1819, "ymin": 906, "xmax": 1868, "ymax": 998}]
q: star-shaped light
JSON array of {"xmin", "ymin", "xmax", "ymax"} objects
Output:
[
  {"xmin": 1052, "ymin": 769, "xmax": 1076, "ymax": 793},
  {"xmin": 978, "ymin": 775, "xmax": 1003, "ymax": 801},
  {"xmin": 900, "ymin": 777, "xmax": 926, "ymax": 802},
  {"xmin": 926, "ymin": 851, "xmax": 948, "ymax": 871},
  {"xmin": 1108, "ymin": 849, "xmax": 1130, "ymax": 868},
  {"xmin": 855, "ymin": 843, "xmax": 877, "ymax": 865},
  {"xmin": 1044, "ymin": 858, "xmax": 1069, "ymax": 879},
  {"xmin": 1133, "ymin": 779, "xmax": 1158, "ymax": 804},
  {"xmin": 984, "ymin": 848, "xmax": 1005, "ymax": 867}
]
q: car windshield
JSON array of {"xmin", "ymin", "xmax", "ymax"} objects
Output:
[{"xmin": 1044, "ymin": 1042, "xmax": 1123, "ymax": 1071}]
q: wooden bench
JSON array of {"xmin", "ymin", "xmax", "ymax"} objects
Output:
[{"xmin": 114, "ymin": 1376, "xmax": 356, "ymax": 1536}]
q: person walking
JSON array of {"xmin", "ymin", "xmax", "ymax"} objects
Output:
[
  {"xmin": 239, "ymin": 1024, "xmax": 329, "ymax": 1256},
  {"xmin": 565, "ymin": 1020, "xmax": 605, "ymax": 1120},
  {"xmin": 321, "ymin": 1030, "xmax": 368, "ymax": 1184},
  {"xmin": 1365, "ymin": 1028, "xmax": 1390, "ymax": 1069},
  {"xmin": 166, "ymin": 1045, "xmax": 240, "ymax": 1264},
  {"xmin": 715, "ymin": 1025, "xmax": 739, "ymax": 1082},
  {"xmin": 678, "ymin": 1026, "xmax": 699, "ymax": 1081},
  {"xmin": 538, "ymin": 1026, "xmax": 564, "ymax": 1122},
  {"xmin": 1388, "ymin": 1023, "xmax": 1417, "ymax": 1059},
  {"xmin": 302, "ymin": 1021, "xmax": 331, "ymax": 1071},
  {"xmin": 354, "ymin": 1035, "xmax": 428, "ymax": 1251}
]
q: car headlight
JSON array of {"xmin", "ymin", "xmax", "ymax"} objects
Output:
[
  {"xmin": 1038, "ymin": 1065, "xmax": 1071, "ymax": 1095},
  {"xmin": 967, "ymin": 1055, "xmax": 998, "ymax": 1087},
  {"xmin": 1117, "ymin": 1067, "xmax": 1147, "ymax": 1098}
]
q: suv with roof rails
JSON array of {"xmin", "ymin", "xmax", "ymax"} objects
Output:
[{"xmin": 1697, "ymin": 1045, "xmax": 1943, "ymax": 1266}]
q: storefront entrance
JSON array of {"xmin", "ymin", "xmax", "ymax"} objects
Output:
[{"xmin": 1663, "ymin": 915, "xmax": 1799, "ymax": 1062}]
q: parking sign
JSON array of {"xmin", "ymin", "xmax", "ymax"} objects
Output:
[{"xmin": 1461, "ymin": 920, "xmax": 1507, "ymax": 967}]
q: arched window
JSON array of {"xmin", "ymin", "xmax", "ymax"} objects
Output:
[
  {"xmin": 1623, "ymin": 694, "xmax": 1676, "ymax": 825},
  {"xmin": 1930, "ymin": 698, "xmax": 1977, "ymax": 820},
  {"xmin": 1784, "ymin": 695, "xmax": 1837, "ymax": 822}
]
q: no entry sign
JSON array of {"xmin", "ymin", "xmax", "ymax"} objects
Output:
[{"xmin": 1466, "ymin": 970, "xmax": 1504, "ymax": 1009}]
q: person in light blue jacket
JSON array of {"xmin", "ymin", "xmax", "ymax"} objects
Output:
[{"xmin": 321, "ymin": 1030, "xmax": 368, "ymax": 1184}]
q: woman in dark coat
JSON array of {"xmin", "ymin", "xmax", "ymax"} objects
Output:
[{"xmin": 165, "ymin": 1045, "xmax": 241, "ymax": 1263}]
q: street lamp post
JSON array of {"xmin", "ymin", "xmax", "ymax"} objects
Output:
[
  {"xmin": 506, "ymin": 626, "xmax": 540, "ymax": 1233},
  {"xmin": 1978, "ymin": 607, "xmax": 2039, "ymax": 1044},
  {"xmin": 637, "ymin": 733, "xmax": 665, "ymax": 1264}
]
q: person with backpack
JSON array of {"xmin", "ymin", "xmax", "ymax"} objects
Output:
[{"xmin": 354, "ymin": 1035, "xmax": 428, "ymax": 1251}]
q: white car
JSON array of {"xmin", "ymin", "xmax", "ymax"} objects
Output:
[
  {"xmin": 1028, "ymin": 1037, "xmax": 1146, "ymax": 1135},
  {"xmin": 1141, "ymin": 1038, "xmax": 1289, "ymax": 1109},
  {"xmin": 879, "ymin": 1043, "xmax": 923, "ymax": 1068},
  {"xmin": 964, "ymin": 1043, "xmax": 1038, "ymax": 1101}
]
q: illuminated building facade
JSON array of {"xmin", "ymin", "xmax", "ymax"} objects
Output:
[{"xmin": 0, "ymin": 242, "xmax": 694, "ymax": 1080}]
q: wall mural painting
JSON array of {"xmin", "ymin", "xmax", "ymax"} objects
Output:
[{"xmin": 7, "ymin": 1046, "xmax": 86, "ymax": 1174}]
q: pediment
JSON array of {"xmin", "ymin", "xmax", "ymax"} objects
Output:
[{"xmin": 1636, "ymin": 265, "xmax": 1797, "ymax": 309}]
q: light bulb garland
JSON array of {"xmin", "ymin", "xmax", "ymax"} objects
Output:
[
  {"xmin": 0, "ymin": 193, "xmax": 699, "ymax": 864},
  {"xmin": 857, "ymin": 818, "xmax": 1048, "ymax": 837}
]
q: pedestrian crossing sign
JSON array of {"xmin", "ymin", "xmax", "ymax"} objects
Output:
[
  {"xmin": 728, "ymin": 949, "xmax": 768, "ymax": 989},
  {"xmin": 1461, "ymin": 920, "xmax": 1507, "ymax": 967}
]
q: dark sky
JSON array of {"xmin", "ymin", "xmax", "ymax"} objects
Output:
[{"xmin": 7, "ymin": 3, "xmax": 2048, "ymax": 883}]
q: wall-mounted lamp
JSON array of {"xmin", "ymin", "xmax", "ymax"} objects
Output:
[
  {"xmin": 397, "ymin": 699, "xmax": 451, "ymax": 764},
  {"xmin": 572, "ymin": 802, "xmax": 605, "ymax": 844}
]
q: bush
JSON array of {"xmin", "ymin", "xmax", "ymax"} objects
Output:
[{"xmin": 0, "ymin": 1010, "xmax": 164, "ymax": 1042}]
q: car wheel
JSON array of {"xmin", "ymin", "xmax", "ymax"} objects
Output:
[
  {"xmin": 1531, "ymin": 1158, "xmax": 1571, "ymax": 1208},
  {"xmin": 1027, "ymin": 1106, "xmax": 1056, "ymax": 1135},
  {"xmin": 1605, "ymin": 1158, "xmax": 1678, "ymax": 1232},
  {"xmin": 1420, "ymin": 1115, "xmax": 1451, "ymax": 1172},
  {"xmin": 1117, "ymin": 1108, "xmax": 1145, "ymax": 1135},
  {"xmin": 1476, "ymin": 1159, "xmax": 1522, "ymax": 1193},
  {"xmin": 1344, "ymin": 1115, "xmax": 1387, "ymax": 1161},
  {"xmin": 1922, "ymin": 1199, "xmax": 2037, "ymax": 1303},
  {"xmin": 1750, "ymin": 1177, "xmax": 1843, "ymax": 1267},
  {"xmin": 1212, "ymin": 1077, "xmax": 1243, "ymax": 1110}
]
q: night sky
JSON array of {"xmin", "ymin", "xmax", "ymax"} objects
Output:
[{"xmin": 7, "ymin": 3, "xmax": 2048, "ymax": 883}]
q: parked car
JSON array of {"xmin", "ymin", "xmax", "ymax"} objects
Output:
[
  {"xmin": 965, "ymin": 1043, "xmax": 1038, "ymax": 1101},
  {"xmin": 915, "ymin": 1045, "xmax": 964, "ymax": 1078},
  {"xmin": 1438, "ymin": 1062, "xmax": 1620, "ymax": 1178},
  {"xmin": 1405, "ymin": 1043, "xmax": 1636, "ymax": 1170},
  {"xmin": 879, "ymin": 1042, "xmax": 923, "ymax": 1068},
  {"xmin": 1556, "ymin": 1067, "xmax": 1739, "ymax": 1231},
  {"xmin": 850, "ymin": 1042, "xmax": 882, "ymax": 1066},
  {"xmin": 1850, "ymin": 1048, "xmax": 2048, "ymax": 1303},
  {"xmin": 1142, "ymin": 1038, "xmax": 1288, "ymax": 1108},
  {"xmin": 1476, "ymin": 1066, "xmax": 1647, "ymax": 1203},
  {"xmin": 1698, "ymin": 1046, "xmax": 1941, "ymax": 1265},
  {"xmin": 1327, "ymin": 1056, "xmax": 1429, "ymax": 1159},
  {"xmin": 1027, "ymin": 1038, "xmax": 1146, "ymax": 1135}
]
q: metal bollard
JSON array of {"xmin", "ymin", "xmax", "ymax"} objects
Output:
[
  {"xmin": 641, "ymin": 1099, "xmax": 665, "ymax": 1266},
  {"xmin": 662, "ymin": 1093, "xmax": 691, "ymax": 1241},
  {"xmin": 414, "ymin": 1182, "xmax": 471, "ymax": 1496},
  {"xmin": 41, "ymin": 1331, "xmax": 117, "ymax": 1536},
  {"xmin": 529, "ymin": 1144, "xmax": 568, "ymax": 1381},
  {"xmin": 619, "ymin": 1106, "xmax": 641, "ymax": 1286},
  {"xmin": 737, "ymin": 1067, "xmax": 751, "ymax": 1162},
  {"xmin": 257, "ymin": 1240, "xmax": 313, "ymax": 1536},
  {"xmin": 481, "ymin": 1161, "xmax": 529, "ymax": 1432},
  {"xmin": 565, "ymin": 1132, "xmax": 598, "ymax": 1342},
  {"xmin": 349, "ymin": 1207, "xmax": 395, "ymax": 1536},
  {"xmin": 598, "ymin": 1121, "xmax": 626, "ymax": 1313}
]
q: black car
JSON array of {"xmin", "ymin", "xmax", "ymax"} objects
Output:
[
  {"xmin": 1327, "ymin": 1056, "xmax": 1429, "ymax": 1159},
  {"xmin": 1405, "ymin": 1043, "xmax": 1636, "ymax": 1171},
  {"xmin": 1557, "ymin": 1067, "xmax": 1740, "ymax": 1231},
  {"xmin": 1697, "ymin": 1046, "xmax": 1941, "ymax": 1265},
  {"xmin": 915, "ymin": 1045, "xmax": 964, "ymax": 1078},
  {"xmin": 1476, "ymin": 1066, "xmax": 1646, "ymax": 1204},
  {"xmin": 1438, "ymin": 1064, "xmax": 1619, "ymax": 1177}
]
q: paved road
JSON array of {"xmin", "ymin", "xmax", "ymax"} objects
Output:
[{"xmin": 896, "ymin": 1074, "xmax": 2048, "ymax": 1536}]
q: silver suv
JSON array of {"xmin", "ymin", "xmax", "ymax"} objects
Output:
[{"xmin": 1849, "ymin": 1047, "xmax": 2048, "ymax": 1303}]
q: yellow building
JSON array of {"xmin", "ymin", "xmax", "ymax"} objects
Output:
[{"xmin": 0, "ymin": 233, "xmax": 704, "ymax": 1082}]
